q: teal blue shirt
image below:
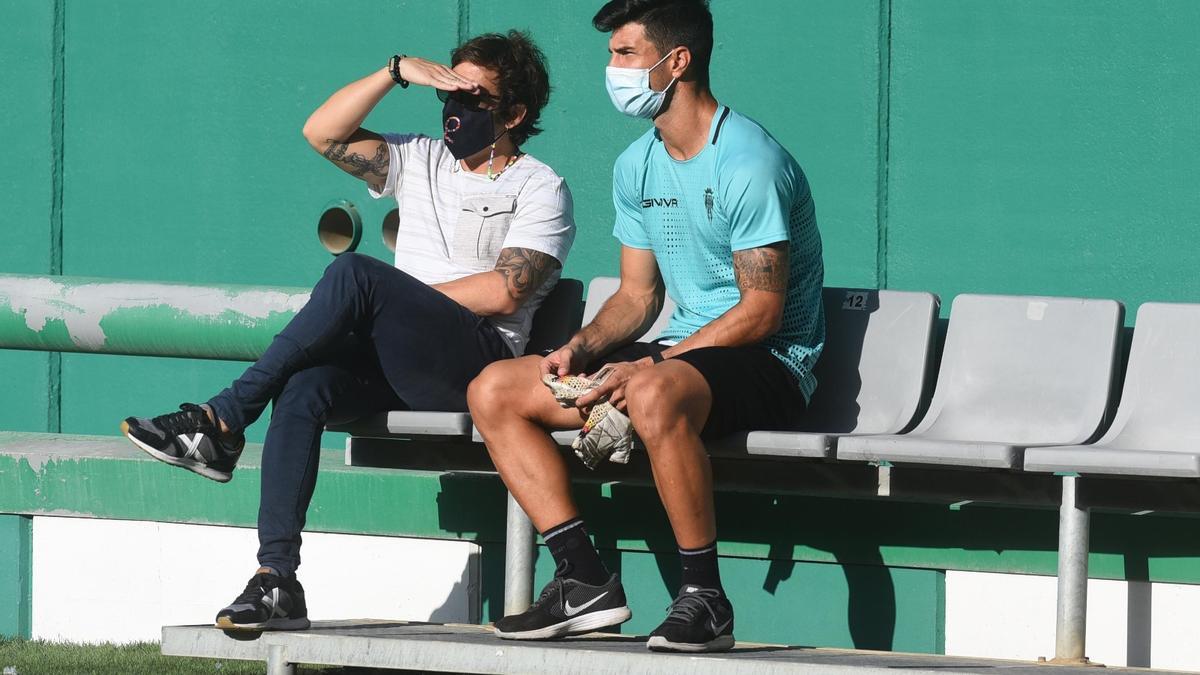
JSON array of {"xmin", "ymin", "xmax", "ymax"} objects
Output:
[{"xmin": 612, "ymin": 106, "xmax": 825, "ymax": 400}]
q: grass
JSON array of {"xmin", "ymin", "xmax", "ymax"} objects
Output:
[{"xmin": 0, "ymin": 638, "xmax": 405, "ymax": 675}]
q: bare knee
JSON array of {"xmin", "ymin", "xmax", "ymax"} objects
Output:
[
  {"xmin": 468, "ymin": 357, "xmax": 538, "ymax": 425},
  {"xmin": 467, "ymin": 363, "xmax": 510, "ymax": 421},
  {"xmin": 625, "ymin": 369, "xmax": 687, "ymax": 442}
]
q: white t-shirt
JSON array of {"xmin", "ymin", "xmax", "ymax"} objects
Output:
[{"xmin": 368, "ymin": 133, "xmax": 576, "ymax": 356}]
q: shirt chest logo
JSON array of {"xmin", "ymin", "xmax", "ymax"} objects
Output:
[{"xmin": 641, "ymin": 197, "xmax": 679, "ymax": 208}]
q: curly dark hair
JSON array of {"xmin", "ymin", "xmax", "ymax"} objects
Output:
[
  {"xmin": 451, "ymin": 30, "xmax": 551, "ymax": 147},
  {"xmin": 593, "ymin": 0, "xmax": 713, "ymax": 87}
]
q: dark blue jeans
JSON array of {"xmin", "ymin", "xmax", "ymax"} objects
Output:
[{"xmin": 207, "ymin": 253, "xmax": 512, "ymax": 576}]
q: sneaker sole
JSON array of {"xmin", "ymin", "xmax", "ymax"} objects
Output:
[
  {"xmin": 216, "ymin": 615, "xmax": 310, "ymax": 631},
  {"xmin": 494, "ymin": 606, "xmax": 631, "ymax": 640},
  {"xmin": 121, "ymin": 420, "xmax": 233, "ymax": 483},
  {"xmin": 647, "ymin": 634, "xmax": 735, "ymax": 653}
]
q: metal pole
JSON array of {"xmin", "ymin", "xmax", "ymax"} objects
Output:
[
  {"xmin": 1053, "ymin": 475, "xmax": 1091, "ymax": 663},
  {"xmin": 504, "ymin": 491, "xmax": 536, "ymax": 616},
  {"xmin": 266, "ymin": 644, "xmax": 295, "ymax": 675}
]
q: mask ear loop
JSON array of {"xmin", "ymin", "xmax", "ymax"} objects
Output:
[
  {"xmin": 648, "ymin": 50, "xmax": 674, "ymax": 72},
  {"xmin": 649, "ymin": 48, "xmax": 681, "ymax": 95}
]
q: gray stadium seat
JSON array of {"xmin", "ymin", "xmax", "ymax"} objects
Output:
[
  {"xmin": 330, "ymin": 279, "xmax": 583, "ymax": 439},
  {"xmin": 580, "ymin": 276, "xmax": 675, "ymax": 342},
  {"xmin": 1024, "ymin": 302, "xmax": 1200, "ymax": 478},
  {"xmin": 570, "ymin": 282, "xmax": 940, "ymax": 461},
  {"xmin": 837, "ymin": 294, "xmax": 1123, "ymax": 469},
  {"xmin": 718, "ymin": 288, "xmax": 940, "ymax": 459}
]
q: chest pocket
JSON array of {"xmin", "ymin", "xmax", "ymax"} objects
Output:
[{"xmin": 453, "ymin": 194, "xmax": 517, "ymax": 265}]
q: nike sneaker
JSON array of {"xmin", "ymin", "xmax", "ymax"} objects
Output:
[
  {"xmin": 216, "ymin": 569, "xmax": 310, "ymax": 631},
  {"xmin": 121, "ymin": 403, "xmax": 244, "ymax": 483},
  {"xmin": 647, "ymin": 586, "xmax": 735, "ymax": 652},
  {"xmin": 494, "ymin": 562, "xmax": 631, "ymax": 640}
]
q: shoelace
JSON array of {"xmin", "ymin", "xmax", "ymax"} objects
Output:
[
  {"xmin": 151, "ymin": 403, "xmax": 213, "ymax": 437},
  {"xmin": 232, "ymin": 572, "xmax": 279, "ymax": 606},
  {"xmin": 527, "ymin": 559, "xmax": 573, "ymax": 610},
  {"xmin": 525, "ymin": 557, "xmax": 580, "ymax": 610},
  {"xmin": 663, "ymin": 588, "xmax": 724, "ymax": 624}
]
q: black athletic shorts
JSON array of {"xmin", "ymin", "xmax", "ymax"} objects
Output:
[{"xmin": 586, "ymin": 342, "xmax": 808, "ymax": 440}]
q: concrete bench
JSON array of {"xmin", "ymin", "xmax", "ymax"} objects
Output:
[{"xmin": 160, "ymin": 619, "xmax": 1169, "ymax": 675}]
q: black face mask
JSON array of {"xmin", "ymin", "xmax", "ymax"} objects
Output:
[{"xmin": 442, "ymin": 97, "xmax": 503, "ymax": 160}]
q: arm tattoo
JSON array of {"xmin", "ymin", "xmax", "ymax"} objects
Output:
[
  {"xmin": 322, "ymin": 139, "xmax": 389, "ymax": 181},
  {"xmin": 495, "ymin": 247, "xmax": 559, "ymax": 303},
  {"xmin": 733, "ymin": 242, "xmax": 789, "ymax": 293}
]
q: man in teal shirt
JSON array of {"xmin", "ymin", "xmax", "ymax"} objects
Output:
[{"xmin": 469, "ymin": 0, "xmax": 824, "ymax": 652}]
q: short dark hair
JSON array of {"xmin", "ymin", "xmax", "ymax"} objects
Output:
[
  {"xmin": 451, "ymin": 30, "xmax": 551, "ymax": 147},
  {"xmin": 592, "ymin": 0, "xmax": 713, "ymax": 86}
]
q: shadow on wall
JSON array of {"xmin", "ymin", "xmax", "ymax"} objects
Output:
[
  {"xmin": 592, "ymin": 486, "xmax": 902, "ymax": 651},
  {"xmin": 426, "ymin": 557, "xmax": 481, "ymax": 625},
  {"xmin": 426, "ymin": 445, "xmax": 1200, "ymax": 650}
]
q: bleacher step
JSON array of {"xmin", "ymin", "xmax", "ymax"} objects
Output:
[{"xmin": 162, "ymin": 620, "xmax": 1153, "ymax": 674}]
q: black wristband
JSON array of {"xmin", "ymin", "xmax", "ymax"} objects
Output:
[
  {"xmin": 650, "ymin": 350, "xmax": 665, "ymax": 364},
  {"xmin": 388, "ymin": 54, "xmax": 410, "ymax": 88}
]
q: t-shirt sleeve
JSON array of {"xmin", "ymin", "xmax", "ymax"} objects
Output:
[
  {"xmin": 720, "ymin": 154, "xmax": 794, "ymax": 252},
  {"xmin": 500, "ymin": 176, "xmax": 577, "ymax": 266},
  {"xmin": 366, "ymin": 133, "xmax": 422, "ymax": 200},
  {"xmin": 611, "ymin": 155, "xmax": 651, "ymax": 249}
]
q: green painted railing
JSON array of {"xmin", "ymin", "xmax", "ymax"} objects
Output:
[{"xmin": 0, "ymin": 273, "xmax": 308, "ymax": 361}]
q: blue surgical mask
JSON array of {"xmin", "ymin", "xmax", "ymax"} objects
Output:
[{"xmin": 605, "ymin": 51, "xmax": 677, "ymax": 119}]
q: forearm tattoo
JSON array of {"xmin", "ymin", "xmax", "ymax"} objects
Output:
[
  {"xmin": 733, "ymin": 242, "xmax": 789, "ymax": 293},
  {"xmin": 322, "ymin": 139, "xmax": 389, "ymax": 181},
  {"xmin": 495, "ymin": 247, "xmax": 559, "ymax": 303}
]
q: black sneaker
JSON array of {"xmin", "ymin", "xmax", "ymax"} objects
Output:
[
  {"xmin": 216, "ymin": 570, "xmax": 311, "ymax": 631},
  {"xmin": 494, "ymin": 562, "xmax": 631, "ymax": 640},
  {"xmin": 121, "ymin": 403, "xmax": 244, "ymax": 483},
  {"xmin": 647, "ymin": 586, "xmax": 735, "ymax": 652}
]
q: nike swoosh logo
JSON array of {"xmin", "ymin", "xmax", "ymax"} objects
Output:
[
  {"xmin": 564, "ymin": 591, "xmax": 608, "ymax": 617},
  {"xmin": 709, "ymin": 617, "xmax": 732, "ymax": 635}
]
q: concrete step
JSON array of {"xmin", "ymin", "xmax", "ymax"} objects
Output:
[{"xmin": 162, "ymin": 620, "xmax": 1154, "ymax": 674}]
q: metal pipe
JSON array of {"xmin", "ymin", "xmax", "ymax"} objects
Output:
[
  {"xmin": 266, "ymin": 644, "xmax": 295, "ymax": 675},
  {"xmin": 504, "ymin": 492, "xmax": 536, "ymax": 616},
  {"xmin": 0, "ymin": 273, "xmax": 308, "ymax": 361},
  {"xmin": 1053, "ymin": 475, "xmax": 1091, "ymax": 663},
  {"xmin": 382, "ymin": 208, "xmax": 399, "ymax": 253},
  {"xmin": 317, "ymin": 199, "xmax": 362, "ymax": 256}
]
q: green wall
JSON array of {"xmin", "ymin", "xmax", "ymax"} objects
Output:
[
  {"xmin": 886, "ymin": 0, "xmax": 1200, "ymax": 307},
  {"xmin": 2, "ymin": 0, "xmax": 1199, "ymax": 647},
  {"xmin": 0, "ymin": 514, "xmax": 32, "ymax": 639},
  {"xmin": 534, "ymin": 546, "xmax": 946, "ymax": 652},
  {"xmin": 0, "ymin": 0, "xmax": 57, "ymax": 434},
  {"xmin": 5, "ymin": 0, "xmax": 1197, "ymax": 436}
]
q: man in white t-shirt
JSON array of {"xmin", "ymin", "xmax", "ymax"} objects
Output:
[{"xmin": 120, "ymin": 31, "xmax": 575, "ymax": 631}]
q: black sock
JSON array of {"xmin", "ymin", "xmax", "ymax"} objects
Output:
[
  {"xmin": 679, "ymin": 542, "xmax": 723, "ymax": 593},
  {"xmin": 543, "ymin": 518, "xmax": 608, "ymax": 586}
]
